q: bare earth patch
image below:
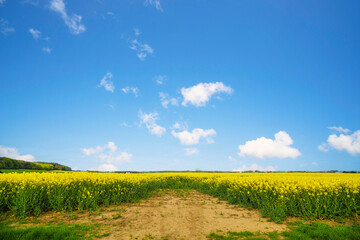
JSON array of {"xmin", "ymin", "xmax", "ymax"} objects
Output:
[{"xmin": 19, "ymin": 189, "xmax": 294, "ymax": 239}]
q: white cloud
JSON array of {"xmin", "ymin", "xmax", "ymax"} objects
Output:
[
  {"xmin": 0, "ymin": 0, "xmax": 5, "ymax": 6},
  {"xmin": 96, "ymin": 164, "xmax": 118, "ymax": 172},
  {"xmin": 328, "ymin": 126, "xmax": 350, "ymax": 134},
  {"xmin": 320, "ymin": 129, "xmax": 360, "ymax": 155},
  {"xmin": 49, "ymin": 0, "xmax": 86, "ymax": 35},
  {"xmin": 154, "ymin": 75, "xmax": 166, "ymax": 85},
  {"xmin": 129, "ymin": 38, "xmax": 153, "ymax": 61},
  {"xmin": 121, "ymin": 87, "xmax": 139, "ymax": 97},
  {"xmin": 139, "ymin": 111, "xmax": 166, "ymax": 137},
  {"xmin": 184, "ymin": 148, "xmax": 199, "ymax": 156},
  {"xmin": 233, "ymin": 163, "xmax": 277, "ymax": 172},
  {"xmin": 318, "ymin": 143, "xmax": 329, "ymax": 152},
  {"xmin": 134, "ymin": 28, "xmax": 141, "ymax": 36},
  {"xmin": 171, "ymin": 121, "xmax": 188, "ymax": 131},
  {"xmin": 160, "ymin": 92, "xmax": 178, "ymax": 108},
  {"xmin": 29, "ymin": 28, "xmax": 41, "ymax": 39},
  {"xmin": 144, "ymin": 0, "xmax": 163, "ymax": 12},
  {"xmin": 312, "ymin": 161, "xmax": 318, "ymax": 166},
  {"xmin": 172, "ymin": 128, "xmax": 216, "ymax": 146},
  {"xmin": 238, "ymin": 131, "xmax": 301, "ymax": 159},
  {"xmin": 98, "ymin": 72, "xmax": 114, "ymax": 92},
  {"xmin": 228, "ymin": 156, "xmax": 237, "ymax": 162},
  {"xmin": 82, "ymin": 142, "xmax": 132, "ymax": 171},
  {"xmin": 0, "ymin": 18, "xmax": 15, "ymax": 35},
  {"xmin": 42, "ymin": 47, "xmax": 52, "ymax": 53},
  {"xmin": 181, "ymin": 82, "xmax": 233, "ymax": 107},
  {"xmin": 0, "ymin": 145, "xmax": 35, "ymax": 162}
]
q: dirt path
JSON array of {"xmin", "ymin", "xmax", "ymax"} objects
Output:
[{"xmin": 22, "ymin": 189, "xmax": 292, "ymax": 239}]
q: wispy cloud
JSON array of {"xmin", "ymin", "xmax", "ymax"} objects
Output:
[
  {"xmin": 160, "ymin": 92, "xmax": 178, "ymax": 108},
  {"xmin": 184, "ymin": 148, "xmax": 199, "ymax": 156},
  {"xmin": 144, "ymin": 0, "xmax": 163, "ymax": 12},
  {"xmin": 29, "ymin": 28, "xmax": 41, "ymax": 39},
  {"xmin": 172, "ymin": 128, "xmax": 216, "ymax": 146},
  {"xmin": 42, "ymin": 47, "xmax": 52, "ymax": 53},
  {"xmin": 181, "ymin": 82, "xmax": 234, "ymax": 107},
  {"xmin": 0, "ymin": 18, "xmax": 15, "ymax": 35},
  {"xmin": 0, "ymin": 0, "xmax": 5, "ymax": 6},
  {"xmin": 233, "ymin": 164, "xmax": 277, "ymax": 172},
  {"xmin": 49, "ymin": 0, "xmax": 86, "ymax": 35},
  {"xmin": 154, "ymin": 75, "xmax": 166, "ymax": 85},
  {"xmin": 328, "ymin": 126, "xmax": 350, "ymax": 134},
  {"xmin": 98, "ymin": 72, "xmax": 114, "ymax": 93},
  {"xmin": 121, "ymin": 87, "xmax": 139, "ymax": 97},
  {"xmin": 238, "ymin": 131, "xmax": 301, "ymax": 159},
  {"xmin": 82, "ymin": 142, "xmax": 132, "ymax": 172},
  {"xmin": 134, "ymin": 28, "xmax": 141, "ymax": 36},
  {"xmin": 139, "ymin": 111, "xmax": 166, "ymax": 137},
  {"xmin": 128, "ymin": 30, "xmax": 154, "ymax": 61},
  {"xmin": 129, "ymin": 39, "xmax": 154, "ymax": 61},
  {"xmin": 0, "ymin": 145, "xmax": 35, "ymax": 162}
]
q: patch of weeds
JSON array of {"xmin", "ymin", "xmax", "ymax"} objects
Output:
[
  {"xmin": 0, "ymin": 221, "xmax": 89, "ymax": 240},
  {"xmin": 282, "ymin": 222, "xmax": 360, "ymax": 240},
  {"xmin": 143, "ymin": 233, "xmax": 155, "ymax": 239},
  {"xmin": 101, "ymin": 215, "xmax": 107, "ymax": 220},
  {"xmin": 112, "ymin": 213, "xmax": 122, "ymax": 219}
]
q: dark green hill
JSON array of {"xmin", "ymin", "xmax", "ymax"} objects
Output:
[{"xmin": 0, "ymin": 157, "xmax": 71, "ymax": 171}]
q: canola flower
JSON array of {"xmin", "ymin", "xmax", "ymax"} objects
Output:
[{"xmin": 0, "ymin": 172, "xmax": 359, "ymax": 220}]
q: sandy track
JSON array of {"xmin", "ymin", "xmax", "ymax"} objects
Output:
[{"xmin": 25, "ymin": 189, "xmax": 290, "ymax": 239}]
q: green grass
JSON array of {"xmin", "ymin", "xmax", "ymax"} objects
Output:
[
  {"xmin": 283, "ymin": 222, "xmax": 360, "ymax": 240},
  {"xmin": 0, "ymin": 221, "xmax": 87, "ymax": 240},
  {"xmin": 207, "ymin": 222, "xmax": 360, "ymax": 240}
]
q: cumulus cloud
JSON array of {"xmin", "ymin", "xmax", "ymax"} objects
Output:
[
  {"xmin": 233, "ymin": 164, "xmax": 277, "ymax": 172},
  {"xmin": 121, "ymin": 87, "xmax": 139, "ymax": 97},
  {"xmin": 181, "ymin": 82, "xmax": 233, "ymax": 107},
  {"xmin": 160, "ymin": 92, "xmax": 178, "ymax": 108},
  {"xmin": 144, "ymin": 0, "xmax": 163, "ymax": 12},
  {"xmin": 49, "ymin": 0, "xmax": 86, "ymax": 35},
  {"xmin": 139, "ymin": 111, "xmax": 166, "ymax": 137},
  {"xmin": 42, "ymin": 47, "xmax": 52, "ymax": 53},
  {"xmin": 154, "ymin": 75, "xmax": 166, "ymax": 85},
  {"xmin": 328, "ymin": 126, "xmax": 350, "ymax": 134},
  {"xmin": 184, "ymin": 148, "xmax": 199, "ymax": 156},
  {"xmin": 29, "ymin": 28, "xmax": 41, "ymax": 39},
  {"xmin": 0, "ymin": 18, "xmax": 15, "ymax": 35},
  {"xmin": 129, "ymin": 38, "xmax": 154, "ymax": 61},
  {"xmin": 319, "ymin": 128, "xmax": 360, "ymax": 155},
  {"xmin": 0, "ymin": 145, "xmax": 35, "ymax": 161},
  {"xmin": 98, "ymin": 72, "xmax": 114, "ymax": 92},
  {"xmin": 238, "ymin": 131, "xmax": 301, "ymax": 159},
  {"xmin": 82, "ymin": 142, "xmax": 132, "ymax": 171},
  {"xmin": 172, "ymin": 128, "xmax": 216, "ymax": 146}
]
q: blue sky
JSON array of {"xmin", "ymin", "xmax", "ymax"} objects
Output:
[{"xmin": 0, "ymin": 0, "xmax": 359, "ymax": 172}]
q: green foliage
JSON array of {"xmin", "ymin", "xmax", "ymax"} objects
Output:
[
  {"xmin": 0, "ymin": 221, "xmax": 86, "ymax": 240},
  {"xmin": 208, "ymin": 223, "xmax": 360, "ymax": 240},
  {"xmin": 0, "ymin": 157, "xmax": 71, "ymax": 171},
  {"xmin": 282, "ymin": 222, "xmax": 360, "ymax": 240}
]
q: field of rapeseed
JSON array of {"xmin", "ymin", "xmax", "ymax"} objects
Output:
[{"xmin": 0, "ymin": 172, "xmax": 359, "ymax": 221}]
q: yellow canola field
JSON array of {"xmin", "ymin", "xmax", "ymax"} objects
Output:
[{"xmin": 0, "ymin": 172, "xmax": 359, "ymax": 221}]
